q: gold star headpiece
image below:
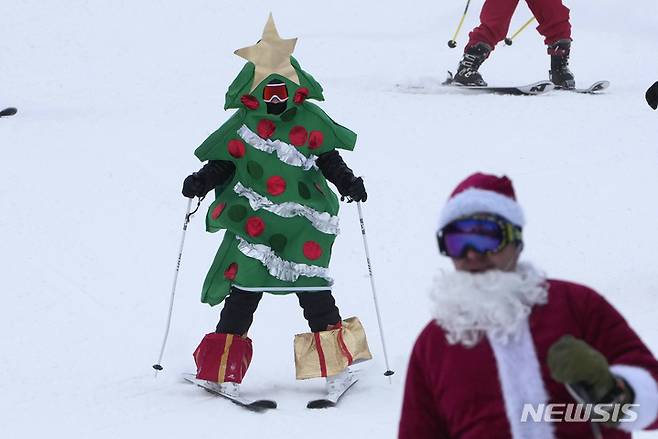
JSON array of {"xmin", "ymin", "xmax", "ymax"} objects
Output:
[{"xmin": 234, "ymin": 13, "xmax": 299, "ymax": 91}]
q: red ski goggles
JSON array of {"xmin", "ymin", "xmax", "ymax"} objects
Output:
[
  {"xmin": 437, "ymin": 214, "xmax": 522, "ymax": 258},
  {"xmin": 263, "ymin": 82, "xmax": 288, "ymax": 103}
]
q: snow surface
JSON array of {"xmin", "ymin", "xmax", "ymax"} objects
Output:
[{"xmin": 2, "ymin": 0, "xmax": 658, "ymax": 437}]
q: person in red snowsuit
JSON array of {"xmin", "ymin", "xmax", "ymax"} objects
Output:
[
  {"xmin": 453, "ymin": 0, "xmax": 575, "ymax": 88},
  {"xmin": 399, "ymin": 173, "xmax": 658, "ymax": 439}
]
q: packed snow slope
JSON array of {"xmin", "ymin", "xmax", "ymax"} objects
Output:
[{"xmin": 2, "ymin": 1, "xmax": 657, "ymax": 438}]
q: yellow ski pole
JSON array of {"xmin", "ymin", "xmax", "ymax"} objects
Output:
[
  {"xmin": 448, "ymin": 0, "xmax": 472, "ymax": 48},
  {"xmin": 505, "ymin": 16, "xmax": 536, "ymax": 46}
]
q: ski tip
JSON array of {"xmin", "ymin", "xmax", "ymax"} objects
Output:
[
  {"xmin": 0, "ymin": 107, "xmax": 18, "ymax": 117},
  {"xmin": 253, "ymin": 400, "xmax": 278, "ymax": 409},
  {"xmin": 307, "ymin": 399, "xmax": 336, "ymax": 409},
  {"xmin": 591, "ymin": 80, "xmax": 610, "ymax": 92},
  {"xmin": 234, "ymin": 401, "xmax": 271, "ymax": 412}
]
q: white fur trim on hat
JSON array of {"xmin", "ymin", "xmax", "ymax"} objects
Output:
[{"xmin": 439, "ymin": 187, "xmax": 525, "ymax": 229}]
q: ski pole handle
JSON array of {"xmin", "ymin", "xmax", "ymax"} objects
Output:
[{"xmin": 448, "ymin": 0, "xmax": 471, "ymax": 48}]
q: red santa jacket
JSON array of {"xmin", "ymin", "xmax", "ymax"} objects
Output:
[{"xmin": 399, "ymin": 280, "xmax": 658, "ymax": 439}]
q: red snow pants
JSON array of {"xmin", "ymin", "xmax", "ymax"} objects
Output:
[{"xmin": 467, "ymin": 0, "xmax": 571, "ymax": 49}]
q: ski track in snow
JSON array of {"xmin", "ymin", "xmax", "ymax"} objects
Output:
[{"xmin": 2, "ymin": 1, "xmax": 658, "ymax": 438}]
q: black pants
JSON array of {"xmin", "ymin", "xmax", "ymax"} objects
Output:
[{"xmin": 216, "ymin": 287, "xmax": 341, "ymax": 335}]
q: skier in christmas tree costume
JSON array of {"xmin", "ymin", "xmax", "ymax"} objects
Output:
[
  {"xmin": 452, "ymin": 0, "xmax": 575, "ymax": 88},
  {"xmin": 182, "ymin": 15, "xmax": 372, "ymax": 397}
]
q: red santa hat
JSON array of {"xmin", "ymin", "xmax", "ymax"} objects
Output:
[{"xmin": 439, "ymin": 173, "xmax": 525, "ymax": 229}]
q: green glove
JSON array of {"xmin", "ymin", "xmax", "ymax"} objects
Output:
[{"xmin": 547, "ymin": 335, "xmax": 616, "ymax": 402}]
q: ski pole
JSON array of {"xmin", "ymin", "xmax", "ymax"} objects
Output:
[
  {"xmin": 566, "ymin": 383, "xmax": 603, "ymax": 439},
  {"xmin": 504, "ymin": 16, "xmax": 536, "ymax": 46},
  {"xmin": 448, "ymin": 0, "xmax": 472, "ymax": 48},
  {"xmin": 152, "ymin": 197, "xmax": 200, "ymax": 376},
  {"xmin": 356, "ymin": 202, "xmax": 394, "ymax": 379}
]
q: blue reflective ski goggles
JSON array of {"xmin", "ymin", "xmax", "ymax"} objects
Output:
[{"xmin": 437, "ymin": 214, "xmax": 523, "ymax": 258}]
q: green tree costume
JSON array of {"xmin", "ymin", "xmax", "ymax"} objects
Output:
[{"xmin": 196, "ymin": 25, "xmax": 357, "ymax": 307}]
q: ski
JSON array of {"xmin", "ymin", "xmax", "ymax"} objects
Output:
[
  {"xmin": 307, "ymin": 371, "xmax": 359, "ymax": 409},
  {"xmin": 559, "ymin": 80, "xmax": 610, "ymax": 94},
  {"xmin": 442, "ymin": 71, "xmax": 554, "ymax": 96},
  {"xmin": 0, "ymin": 107, "xmax": 17, "ymax": 118},
  {"xmin": 182, "ymin": 373, "xmax": 277, "ymax": 412}
]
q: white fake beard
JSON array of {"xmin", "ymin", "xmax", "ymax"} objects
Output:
[{"xmin": 430, "ymin": 262, "xmax": 549, "ymax": 347}]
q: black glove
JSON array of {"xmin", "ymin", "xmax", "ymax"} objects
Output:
[
  {"xmin": 316, "ymin": 150, "xmax": 367, "ymax": 203},
  {"xmin": 182, "ymin": 173, "xmax": 205, "ymax": 198},
  {"xmin": 182, "ymin": 160, "xmax": 235, "ymax": 198},
  {"xmin": 342, "ymin": 176, "xmax": 367, "ymax": 202},
  {"xmin": 646, "ymin": 81, "xmax": 658, "ymax": 110}
]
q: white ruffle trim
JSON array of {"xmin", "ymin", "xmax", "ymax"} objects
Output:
[
  {"xmin": 238, "ymin": 125, "xmax": 318, "ymax": 170},
  {"xmin": 236, "ymin": 236, "xmax": 333, "ymax": 283},
  {"xmin": 233, "ymin": 183, "xmax": 339, "ymax": 235}
]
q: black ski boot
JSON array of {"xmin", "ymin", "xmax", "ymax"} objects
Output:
[
  {"xmin": 454, "ymin": 43, "xmax": 492, "ymax": 86},
  {"xmin": 548, "ymin": 39, "xmax": 575, "ymax": 89}
]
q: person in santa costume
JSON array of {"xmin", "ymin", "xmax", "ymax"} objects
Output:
[
  {"xmin": 181, "ymin": 15, "xmax": 371, "ymax": 398},
  {"xmin": 399, "ymin": 172, "xmax": 658, "ymax": 438},
  {"xmin": 452, "ymin": 0, "xmax": 575, "ymax": 89}
]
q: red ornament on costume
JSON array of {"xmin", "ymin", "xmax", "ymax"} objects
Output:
[
  {"xmin": 211, "ymin": 203, "xmax": 226, "ymax": 220},
  {"xmin": 223, "ymin": 262, "xmax": 238, "ymax": 280},
  {"xmin": 245, "ymin": 216, "xmax": 265, "ymax": 237},
  {"xmin": 293, "ymin": 87, "xmax": 309, "ymax": 104},
  {"xmin": 308, "ymin": 130, "xmax": 324, "ymax": 149},
  {"xmin": 266, "ymin": 176, "xmax": 287, "ymax": 196},
  {"xmin": 289, "ymin": 126, "xmax": 308, "ymax": 146},
  {"xmin": 227, "ymin": 140, "xmax": 245, "ymax": 158},
  {"xmin": 240, "ymin": 94, "xmax": 259, "ymax": 110},
  {"xmin": 257, "ymin": 119, "xmax": 276, "ymax": 139},
  {"xmin": 303, "ymin": 241, "xmax": 322, "ymax": 260}
]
